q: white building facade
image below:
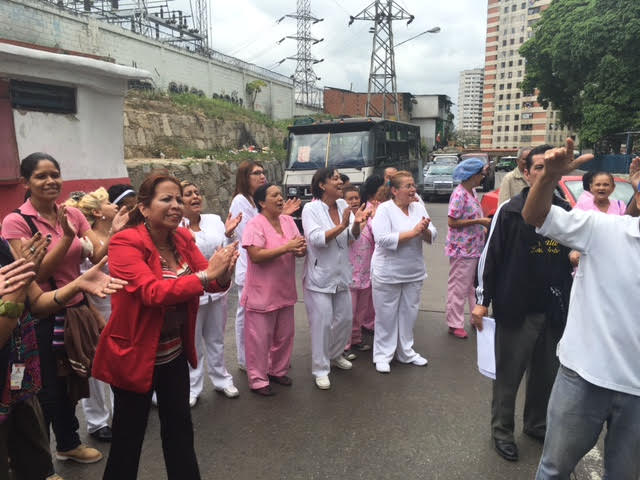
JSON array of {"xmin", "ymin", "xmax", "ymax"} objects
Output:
[{"xmin": 457, "ymin": 68, "xmax": 483, "ymax": 138}]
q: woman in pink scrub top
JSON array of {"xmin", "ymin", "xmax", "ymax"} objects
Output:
[
  {"xmin": 2, "ymin": 153, "xmax": 127, "ymax": 471},
  {"xmin": 241, "ymin": 183, "xmax": 306, "ymax": 396}
]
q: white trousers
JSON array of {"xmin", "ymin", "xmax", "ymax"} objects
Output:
[
  {"xmin": 189, "ymin": 296, "xmax": 234, "ymax": 397},
  {"xmin": 82, "ymin": 377, "xmax": 114, "ymax": 433},
  {"xmin": 234, "ymin": 284, "xmax": 246, "ymax": 368},
  {"xmin": 372, "ymin": 279, "xmax": 423, "ymax": 364},
  {"xmin": 303, "ymin": 288, "xmax": 352, "ymax": 378}
]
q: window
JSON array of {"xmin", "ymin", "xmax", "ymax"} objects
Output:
[
  {"xmin": 519, "ymin": 37, "xmax": 524, "ymax": 43},
  {"xmin": 506, "ymin": 104, "xmax": 511, "ymax": 110},
  {"xmin": 517, "ymin": 70, "xmax": 522, "ymax": 77},
  {"xmin": 518, "ymin": 59, "xmax": 523, "ymax": 65},
  {"xmin": 499, "ymin": 84, "xmax": 505, "ymax": 90},
  {"xmin": 507, "ymin": 83, "xmax": 512, "ymax": 89},
  {"xmin": 504, "ymin": 7, "xmax": 509, "ymax": 13},
  {"xmin": 9, "ymin": 80, "xmax": 76, "ymax": 114},
  {"xmin": 521, "ymin": 2, "xmax": 525, "ymax": 8},
  {"xmin": 506, "ymin": 93, "xmax": 511, "ymax": 99},
  {"xmin": 514, "ymin": 125, "xmax": 519, "ymax": 131},
  {"xmin": 497, "ymin": 115, "xmax": 503, "ymax": 121},
  {"xmin": 509, "ymin": 61, "xmax": 514, "ymax": 67},
  {"xmin": 497, "ymin": 136, "xmax": 502, "ymax": 142},
  {"xmin": 528, "ymin": 6, "xmax": 540, "ymax": 14},
  {"xmin": 505, "ymin": 126, "xmax": 510, "ymax": 132},
  {"xmin": 522, "ymin": 112, "xmax": 533, "ymax": 119},
  {"xmin": 514, "ymin": 114, "xmax": 519, "ymax": 120},
  {"xmin": 501, "ymin": 62, "xmax": 506, "ymax": 68},
  {"xmin": 508, "ymin": 72, "xmax": 513, "ymax": 78},
  {"xmin": 505, "ymin": 115, "xmax": 510, "ymax": 121},
  {"xmin": 521, "ymin": 124, "xmax": 533, "ymax": 131},
  {"xmin": 500, "ymin": 73, "xmax": 505, "ymax": 79},
  {"xmin": 498, "ymin": 105, "xmax": 503, "ymax": 111},
  {"xmin": 502, "ymin": 40, "xmax": 507, "ymax": 46},
  {"xmin": 510, "ymin": 38, "xmax": 515, "ymax": 45},
  {"xmin": 515, "ymin": 104, "xmax": 520, "ymax": 110},
  {"xmin": 499, "ymin": 94, "xmax": 504, "ymax": 100},
  {"xmin": 497, "ymin": 126, "xmax": 502, "ymax": 132},
  {"xmin": 511, "ymin": 4, "xmax": 517, "ymax": 11},
  {"xmin": 509, "ymin": 50, "xmax": 514, "ymax": 56}
]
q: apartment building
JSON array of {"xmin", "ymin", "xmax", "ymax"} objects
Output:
[
  {"xmin": 481, "ymin": 0, "xmax": 571, "ymax": 149},
  {"xmin": 457, "ymin": 68, "xmax": 483, "ymax": 137}
]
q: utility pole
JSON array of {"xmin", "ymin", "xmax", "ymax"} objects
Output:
[
  {"xmin": 349, "ymin": 0, "xmax": 414, "ymax": 119},
  {"xmin": 277, "ymin": 0, "xmax": 324, "ymax": 108}
]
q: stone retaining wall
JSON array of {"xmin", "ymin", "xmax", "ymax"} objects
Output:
[{"xmin": 125, "ymin": 157, "xmax": 283, "ymax": 217}]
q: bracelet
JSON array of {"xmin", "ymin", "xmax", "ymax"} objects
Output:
[
  {"xmin": 0, "ymin": 299, "xmax": 25, "ymax": 319},
  {"xmin": 53, "ymin": 290, "xmax": 64, "ymax": 306},
  {"xmin": 197, "ymin": 271, "xmax": 209, "ymax": 289}
]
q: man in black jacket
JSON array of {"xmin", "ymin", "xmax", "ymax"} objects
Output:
[{"xmin": 472, "ymin": 145, "xmax": 573, "ymax": 462}]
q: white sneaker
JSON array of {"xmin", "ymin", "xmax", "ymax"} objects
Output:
[
  {"xmin": 315, "ymin": 375, "xmax": 331, "ymax": 390},
  {"xmin": 375, "ymin": 362, "xmax": 391, "ymax": 373},
  {"xmin": 189, "ymin": 396, "xmax": 198, "ymax": 408},
  {"xmin": 151, "ymin": 392, "xmax": 158, "ymax": 407},
  {"xmin": 331, "ymin": 355, "xmax": 353, "ymax": 370},
  {"xmin": 216, "ymin": 385, "xmax": 240, "ymax": 398},
  {"xmin": 411, "ymin": 355, "xmax": 428, "ymax": 366}
]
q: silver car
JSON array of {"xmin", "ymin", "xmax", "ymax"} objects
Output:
[{"xmin": 422, "ymin": 163, "xmax": 459, "ymax": 200}]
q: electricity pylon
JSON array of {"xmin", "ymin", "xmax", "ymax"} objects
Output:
[
  {"xmin": 277, "ymin": 0, "xmax": 324, "ymax": 108},
  {"xmin": 349, "ymin": 0, "xmax": 414, "ymax": 119}
]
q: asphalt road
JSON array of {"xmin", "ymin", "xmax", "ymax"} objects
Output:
[{"xmin": 55, "ymin": 188, "xmax": 572, "ymax": 480}]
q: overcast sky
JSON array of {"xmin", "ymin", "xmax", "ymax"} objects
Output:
[{"xmin": 204, "ymin": 0, "xmax": 487, "ymax": 119}]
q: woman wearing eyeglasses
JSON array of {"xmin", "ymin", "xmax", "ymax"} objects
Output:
[
  {"xmin": 371, "ymin": 171, "xmax": 437, "ymax": 374},
  {"xmin": 301, "ymin": 168, "xmax": 370, "ymax": 390}
]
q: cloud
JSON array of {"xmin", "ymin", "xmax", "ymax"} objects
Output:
[{"xmin": 200, "ymin": 1, "xmax": 488, "ymax": 119}]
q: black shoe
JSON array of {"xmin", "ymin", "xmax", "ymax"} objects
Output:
[
  {"xmin": 493, "ymin": 438, "xmax": 518, "ymax": 461},
  {"xmin": 89, "ymin": 426, "xmax": 112, "ymax": 442},
  {"xmin": 523, "ymin": 429, "xmax": 545, "ymax": 443},
  {"xmin": 352, "ymin": 342, "xmax": 372, "ymax": 352},
  {"xmin": 251, "ymin": 385, "xmax": 276, "ymax": 396},
  {"xmin": 268, "ymin": 375, "xmax": 293, "ymax": 386}
]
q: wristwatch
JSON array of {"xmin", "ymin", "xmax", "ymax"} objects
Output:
[{"xmin": 0, "ymin": 300, "xmax": 25, "ymax": 319}]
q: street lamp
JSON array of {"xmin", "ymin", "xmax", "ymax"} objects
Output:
[{"xmin": 395, "ymin": 26, "xmax": 441, "ymax": 48}]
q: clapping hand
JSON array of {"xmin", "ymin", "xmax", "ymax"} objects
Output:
[
  {"xmin": 543, "ymin": 138, "xmax": 594, "ymax": 179},
  {"xmin": 353, "ymin": 204, "xmax": 372, "ymax": 227},
  {"xmin": 225, "ymin": 212, "xmax": 242, "ymax": 238},
  {"xmin": 0, "ymin": 258, "xmax": 36, "ymax": 296},
  {"xmin": 286, "ymin": 235, "xmax": 306, "ymax": 257},
  {"xmin": 13, "ymin": 232, "xmax": 49, "ymax": 272},
  {"xmin": 111, "ymin": 206, "xmax": 130, "ymax": 234},
  {"xmin": 412, "ymin": 217, "xmax": 430, "ymax": 237},
  {"xmin": 75, "ymin": 257, "xmax": 127, "ymax": 298},
  {"xmin": 283, "ymin": 198, "xmax": 302, "ymax": 216},
  {"xmin": 207, "ymin": 242, "xmax": 239, "ymax": 285},
  {"xmin": 58, "ymin": 205, "xmax": 77, "ymax": 238}
]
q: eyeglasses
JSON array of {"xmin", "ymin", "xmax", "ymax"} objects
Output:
[{"xmin": 250, "ymin": 170, "xmax": 266, "ymax": 176}]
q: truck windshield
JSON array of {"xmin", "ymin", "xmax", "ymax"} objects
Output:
[{"xmin": 288, "ymin": 131, "xmax": 371, "ymax": 170}]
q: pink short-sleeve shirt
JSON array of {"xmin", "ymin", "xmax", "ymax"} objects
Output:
[
  {"xmin": 240, "ymin": 214, "xmax": 300, "ymax": 313},
  {"xmin": 445, "ymin": 185, "xmax": 485, "ymax": 258},
  {"xmin": 349, "ymin": 220, "xmax": 374, "ymax": 290},
  {"xmin": 2, "ymin": 199, "xmax": 91, "ymax": 305}
]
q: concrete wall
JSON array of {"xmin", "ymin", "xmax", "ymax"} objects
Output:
[
  {"xmin": 0, "ymin": 0, "xmax": 296, "ymax": 119},
  {"xmin": 412, "ymin": 118, "xmax": 437, "ymax": 149},
  {"xmin": 412, "ymin": 95, "xmax": 441, "ymax": 118}
]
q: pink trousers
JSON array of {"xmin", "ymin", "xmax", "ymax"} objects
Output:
[
  {"xmin": 446, "ymin": 256, "xmax": 478, "ymax": 329},
  {"xmin": 244, "ymin": 305, "xmax": 295, "ymax": 389},
  {"xmin": 347, "ymin": 286, "xmax": 374, "ymax": 349}
]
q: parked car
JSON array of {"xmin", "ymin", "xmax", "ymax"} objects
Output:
[
  {"xmin": 496, "ymin": 156, "xmax": 517, "ymax": 172},
  {"xmin": 460, "ymin": 152, "xmax": 495, "ymax": 192},
  {"xmin": 480, "ymin": 175, "xmax": 634, "ymax": 217},
  {"xmin": 422, "ymin": 163, "xmax": 459, "ymax": 201}
]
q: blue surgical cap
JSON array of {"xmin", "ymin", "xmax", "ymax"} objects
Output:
[{"xmin": 453, "ymin": 157, "xmax": 485, "ymax": 182}]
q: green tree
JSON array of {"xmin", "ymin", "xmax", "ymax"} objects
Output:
[
  {"xmin": 246, "ymin": 80, "xmax": 267, "ymax": 110},
  {"xmin": 520, "ymin": 0, "xmax": 640, "ymax": 144}
]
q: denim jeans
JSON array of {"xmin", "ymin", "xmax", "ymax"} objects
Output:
[{"xmin": 536, "ymin": 365, "xmax": 640, "ymax": 480}]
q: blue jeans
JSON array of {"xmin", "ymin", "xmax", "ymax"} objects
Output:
[{"xmin": 536, "ymin": 365, "xmax": 640, "ymax": 480}]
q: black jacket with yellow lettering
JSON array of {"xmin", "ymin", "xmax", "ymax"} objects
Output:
[{"xmin": 476, "ymin": 187, "xmax": 573, "ymax": 326}]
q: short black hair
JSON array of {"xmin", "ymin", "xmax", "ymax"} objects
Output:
[
  {"xmin": 108, "ymin": 184, "xmax": 136, "ymax": 206},
  {"xmin": 361, "ymin": 174, "xmax": 384, "ymax": 204},
  {"xmin": 581, "ymin": 171, "xmax": 595, "ymax": 192},
  {"xmin": 311, "ymin": 167, "xmax": 337, "ymax": 199},
  {"xmin": 20, "ymin": 152, "xmax": 60, "ymax": 180},
  {"xmin": 525, "ymin": 144, "xmax": 553, "ymax": 171},
  {"xmin": 340, "ymin": 173, "xmax": 350, "ymax": 184},
  {"xmin": 253, "ymin": 182, "xmax": 274, "ymax": 212},
  {"xmin": 343, "ymin": 185, "xmax": 359, "ymax": 197}
]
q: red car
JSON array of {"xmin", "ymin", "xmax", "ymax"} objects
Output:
[{"xmin": 480, "ymin": 175, "xmax": 634, "ymax": 217}]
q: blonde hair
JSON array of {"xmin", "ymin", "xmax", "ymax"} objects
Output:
[{"xmin": 65, "ymin": 187, "xmax": 109, "ymax": 226}]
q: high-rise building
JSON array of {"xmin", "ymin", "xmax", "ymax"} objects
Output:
[
  {"xmin": 457, "ymin": 68, "xmax": 484, "ymax": 139},
  {"xmin": 481, "ymin": 0, "xmax": 571, "ymax": 150}
]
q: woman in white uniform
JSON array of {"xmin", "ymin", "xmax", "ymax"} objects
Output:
[
  {"xmin": 181, "ymin": 181, "xmax": 242, "ymax": 405},
  {"xmin": 66, "ymin": 188, "xmax": 122, "ymax": 442},
  {"xmin": 229, "ymin": 162, "xmax": 300, "ymax": 370},
  {"xmin": 302, "ymin": 168, "xmax": 369, "ymax": 390},
  {"xmin": 371, "ymin": 171, "xmax": 437, "ymax": 373}
]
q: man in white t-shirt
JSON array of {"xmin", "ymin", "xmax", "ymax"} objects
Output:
[{"xmin": 522, "ymin": 138, "xmax": 640, "ymax": 480}]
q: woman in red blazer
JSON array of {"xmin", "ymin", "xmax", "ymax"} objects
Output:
[{"xmin": 93, "ymin": 173, "xmax": 238, "ymax": 480}]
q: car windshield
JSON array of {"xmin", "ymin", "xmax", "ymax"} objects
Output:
[
  {"xmin": 287, "ymin": 131, "xmax": 371, "ymax": 170},
  {"xmin": 564, "ymin": 179, "xmax": 635, "ymax": 205},
  {"xmin": 427, "ymin": 165, "xmax": 455, "ymax": 175},
  {"xmin": 433, "ymin": 156, "xmax": 458, "ymax": 164}
]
